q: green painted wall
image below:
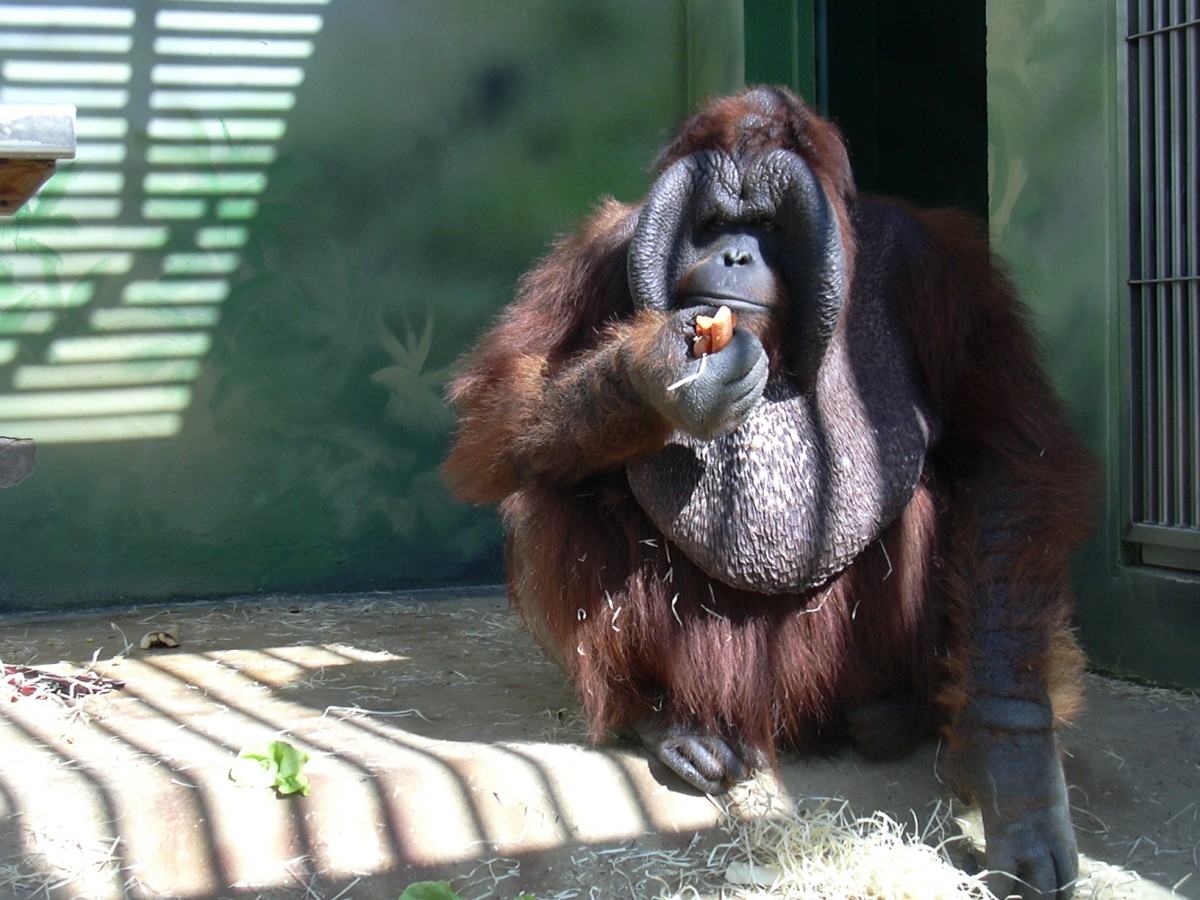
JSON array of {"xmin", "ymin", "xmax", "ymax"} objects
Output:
[
  {"xmin": 987, "ymin": 1, "xmax": 1200, "ymax": 688},
  {"xmin": 8, "ymin": 0, "xmax": 1192, "ymax": 690},
  {"xmin": 0, "ymin": 1, "xmax": 744, "ymax": 611}
]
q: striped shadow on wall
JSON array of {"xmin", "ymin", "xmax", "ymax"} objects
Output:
[{"xmin": 0, "ymin": 0, "xmax": 327, "ymax": 443}]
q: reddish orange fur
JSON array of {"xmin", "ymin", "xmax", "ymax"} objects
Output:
[
  {"xmin": 885, "ymin": 206, "xmax": 1097, "ymax": 727},
  {"xmin": 502, "ymin": 476, "xmax": 944, "ymax": 756},
  {"xmin": 443, "ymin": 88, "xmax": 1096, "ymax": 767}
]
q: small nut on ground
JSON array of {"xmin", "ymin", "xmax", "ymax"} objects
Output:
[{"xmin": 139, "ymin": 630, "xmax": 181, "ymax": 650}]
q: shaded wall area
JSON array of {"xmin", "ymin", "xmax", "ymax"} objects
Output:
[
  {"xmin": 0, "ymin": 1, "xmax": 744, "ymax": 610},
  {"xmin": 819, "ymin": 0, "xmax": 1200, "ymax": 687},
  {"xmin": 987, "ymin": 1, "xmax": 1200, "ymax": 688}
]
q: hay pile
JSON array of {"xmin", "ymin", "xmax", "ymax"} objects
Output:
[{"xmin": 654, "ymin": 776, "xmax": 993, "ymax": 900}]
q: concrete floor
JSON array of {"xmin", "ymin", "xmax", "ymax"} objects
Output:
[{"xmin": 0, "ymin": 592, "xmax": 1196, "ymax": 899}]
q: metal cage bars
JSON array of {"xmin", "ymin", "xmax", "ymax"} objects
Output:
[{"xmin": 1126, "ymin": 0, "xmax": 1200, "ymax": 567}]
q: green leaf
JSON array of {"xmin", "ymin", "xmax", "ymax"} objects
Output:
[
  {"xmin": 398, "ymin": 882, "xmax": 463, "ymax": 900},
  {"xmin": 230, "ymin": 739, "xmax": 311, "ymax": 796}
]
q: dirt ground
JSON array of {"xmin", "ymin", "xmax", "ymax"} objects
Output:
[{"xmin": 0, "ymin": 591, "xmax": 1197, "ymax": 900}]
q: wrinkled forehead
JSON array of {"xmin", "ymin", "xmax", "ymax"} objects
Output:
[{"xmin": 676, "ymin": 149, "xmax": 810, "ymax": 227}]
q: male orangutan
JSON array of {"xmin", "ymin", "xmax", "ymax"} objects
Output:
[{"xmin": 443, "ymin": 86, "xmax": 1094, "ymax": 899}]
